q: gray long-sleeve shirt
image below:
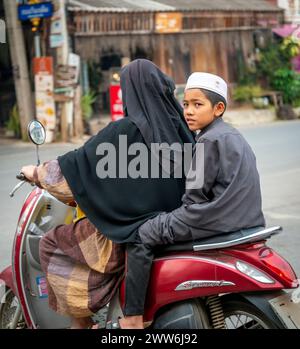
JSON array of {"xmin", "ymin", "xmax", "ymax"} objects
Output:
[{"xmin": 138, "ymin": 117, "xmax": 265, "ymax": 246}]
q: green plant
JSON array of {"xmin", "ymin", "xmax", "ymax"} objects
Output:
[
  {"xmin": 256, "ymin": 36, "xmax": 300, "ymax": 106},
  {"xmin": 292, "ymin": 98, "xmax": 300, "ymax": 108},
  {"xmin": 257, "ymin": 43, "xmax": 291, "ymax": 78},
  {"xmin": 280, "ymin": 37, "xmax": 300, "ymax": 58},
  {"xmin": 5, "ymin": 104, "xmax": 21, "ymax": 138},
  {"xmin": 232, "ymin": 85, "xmax": 262, "ymax": 103},
  {"xmin": 271, "ymin": 68, "xmax": 300, "ymax": 105},
  {"xmin": 81, "ymin": 90, "xmax": 97, "ymax": 121}
]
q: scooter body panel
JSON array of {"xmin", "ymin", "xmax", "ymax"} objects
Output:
[
  {"xmin": 120, "ymin": 246, "xmax": 292, "ymax": 322},
  {"xmin": 12, "ymin": 189, "xmax": 40, "ymax": 328}
]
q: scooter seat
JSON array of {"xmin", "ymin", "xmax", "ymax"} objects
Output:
[{"xmin": 158, "ymin": 226, "xmax": 282, "ymax": 253}]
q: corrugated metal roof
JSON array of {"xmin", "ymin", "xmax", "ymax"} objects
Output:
[
  {"xmin": 68, "ymin": 0, "xmax": 282, "ymax": 13},
  {"xmin": 158, "ymin": 0, "xmax": 281, "ymax": 11},
  {"xmin": 68, "ymin": 0, "xmax": 174, "ymax": 12}
]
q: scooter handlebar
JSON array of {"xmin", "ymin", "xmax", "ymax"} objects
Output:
[
  {"xmin": 16, "ymin": 173, "xmax": 26, "ymax": 181},
  {"xmin": 9, "ymin": 173, "xmax": 30, "ymax": 198}
]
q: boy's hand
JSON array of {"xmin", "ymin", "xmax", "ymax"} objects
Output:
[{"xmin": 20, "ymin": 165, "xmax": 37, "ymax": 182}]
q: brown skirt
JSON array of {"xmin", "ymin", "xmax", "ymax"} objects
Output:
[{"xmin": 39, "ymin": 218, "xmax": 125, "ymax": 318}]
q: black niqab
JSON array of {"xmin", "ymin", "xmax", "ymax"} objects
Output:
[{"xmin": 121, "ymin": 59, "xmax": 193, "ymax": 147}]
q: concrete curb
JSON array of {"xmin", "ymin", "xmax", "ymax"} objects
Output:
[{"xmin": 224, "ymin": 108, "xmax": 277, "ymax": 128}]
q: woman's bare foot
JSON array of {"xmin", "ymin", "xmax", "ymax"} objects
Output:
[
  {"xmin": 119, "ymin": 316, "xmax": 144, "ymax": 329},
  {"xmin": 70, "ymin": 316, "xmax": 94, "ymax": 329}
]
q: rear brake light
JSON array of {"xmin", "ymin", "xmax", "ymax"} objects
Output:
[{"xmin": 260, "ymin": 251, "xmax": 298, "ymax": 287}]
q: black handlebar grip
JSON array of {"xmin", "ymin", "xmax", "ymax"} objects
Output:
[{"xmin": 16, "ymin": 173, "xmax": 26, "ymax": 181}]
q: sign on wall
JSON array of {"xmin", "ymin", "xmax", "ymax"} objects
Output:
[
  {"xmin": 18, "ymin": 2, "xmax": 54, "ymax": 21},
  {"xmin": 155, "ymin": 12, "xmax": 182, "ymax": 33},
  {"xmin": 110, "ymin": 85, "xmax": 124, "ymax": 122},
  {"xmin": 33, "ymin": 57, "xmax": 56, "ymax": 143}
]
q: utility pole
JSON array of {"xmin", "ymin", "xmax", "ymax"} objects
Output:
[
  {"xmin": 3, "ymin": 0, "xmax": 34, "ymax": 141},
  {"xmin": 55, "ymin": 0, "xmax": 72, "ymax": 142}
]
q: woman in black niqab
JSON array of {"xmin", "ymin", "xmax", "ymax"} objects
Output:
[
  {"xmin": 28, "ymin": 59, "xmax": 195, "ymax": 328},
  {"xmin": 58, "ymin": 59, "xmax": 195, "ymax": 243}
]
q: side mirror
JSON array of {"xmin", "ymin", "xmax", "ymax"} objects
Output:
[{"xmin": 27, "ymin": 120, "xmax": 46, "ymax": 145}]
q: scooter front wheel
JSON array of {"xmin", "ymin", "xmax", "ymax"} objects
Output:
[{"xmin": 0, "ymin": 287, "xmax": 26, "ymax": 329}]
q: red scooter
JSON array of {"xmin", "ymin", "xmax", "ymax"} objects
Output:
[{"xmin": 1, "ymin": 121, "xmax": 300, "ymax": 329}]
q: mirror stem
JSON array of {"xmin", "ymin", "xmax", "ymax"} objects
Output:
[{"xmin": 36, "ymin": 145, "xmax": 41, "ymax": 166}]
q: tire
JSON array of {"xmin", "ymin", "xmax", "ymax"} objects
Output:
[
  {"xmin": 153, "ymin": 299, "xmax": 210, "ymax": 329},
  {"xmin": 222, "ymin": 299, "xmax": 280, "ymax": 329},
  {"xmin": 0, "ymin": 288, "xmax": 26, "ymax": 329}
]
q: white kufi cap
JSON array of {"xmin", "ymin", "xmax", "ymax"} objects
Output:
[{"xmin": 185, "ymin": 72, "xmax": 228, "ymax": 103}]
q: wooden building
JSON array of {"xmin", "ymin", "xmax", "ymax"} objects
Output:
[
  {"xmin": 68, "ymin": 0, "xmax": 284, "ymax": 110},
  {"xmin": 0, "ymin": 1, "xmax": 15, "ymax": 129}
]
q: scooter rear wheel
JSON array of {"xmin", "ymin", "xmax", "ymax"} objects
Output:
[
  {"xmin": 222, "ymin": 300, "xmax": 280, "ymax": 329},
  {"xmin": 0, "ymin": 288, "xmax": 26, "ymax": 329},
  {"xmin": 153, "ymin": 299, "xmax": 210, "ymax": 329}
]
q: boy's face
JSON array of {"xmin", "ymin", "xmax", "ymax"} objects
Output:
[{"xmin": 183, "ymin": 89, "xmax": 225, "ymax": 131}]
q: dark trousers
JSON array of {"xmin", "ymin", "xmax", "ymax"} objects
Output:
[{"xmin": 123, "ymin": 242, "xmax": 154, "ymax": 316}]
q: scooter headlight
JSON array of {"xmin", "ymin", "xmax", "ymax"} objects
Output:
[{"xmin": 236, "ymin": 260, "xmax": 275, "ymax": 284}]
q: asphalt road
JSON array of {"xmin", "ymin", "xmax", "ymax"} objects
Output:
[
  {"xmin": 0, "ymin": 120, "xmax": 300, "ymax": 278},
  {"xmin": 241, "ymin": 120, "xmax": 300, "ymax": 276}
]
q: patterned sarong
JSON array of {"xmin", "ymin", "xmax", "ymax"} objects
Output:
[{"xmin": 39, "ymin": 218, "xmax": 125, "ymax": 318}]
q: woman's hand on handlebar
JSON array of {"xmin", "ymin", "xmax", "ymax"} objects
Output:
[{"xmin": 20, "ymin": 165, "xmax": 37, "ymax": 182}]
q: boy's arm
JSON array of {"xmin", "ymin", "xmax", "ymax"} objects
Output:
[
  {"xmin": 138, "ymin": 139, "xmax": 220, "ymax": 246},
  {"xmin": 138, "ymin": 207, "xmax": 193, "ymax": 246}
]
